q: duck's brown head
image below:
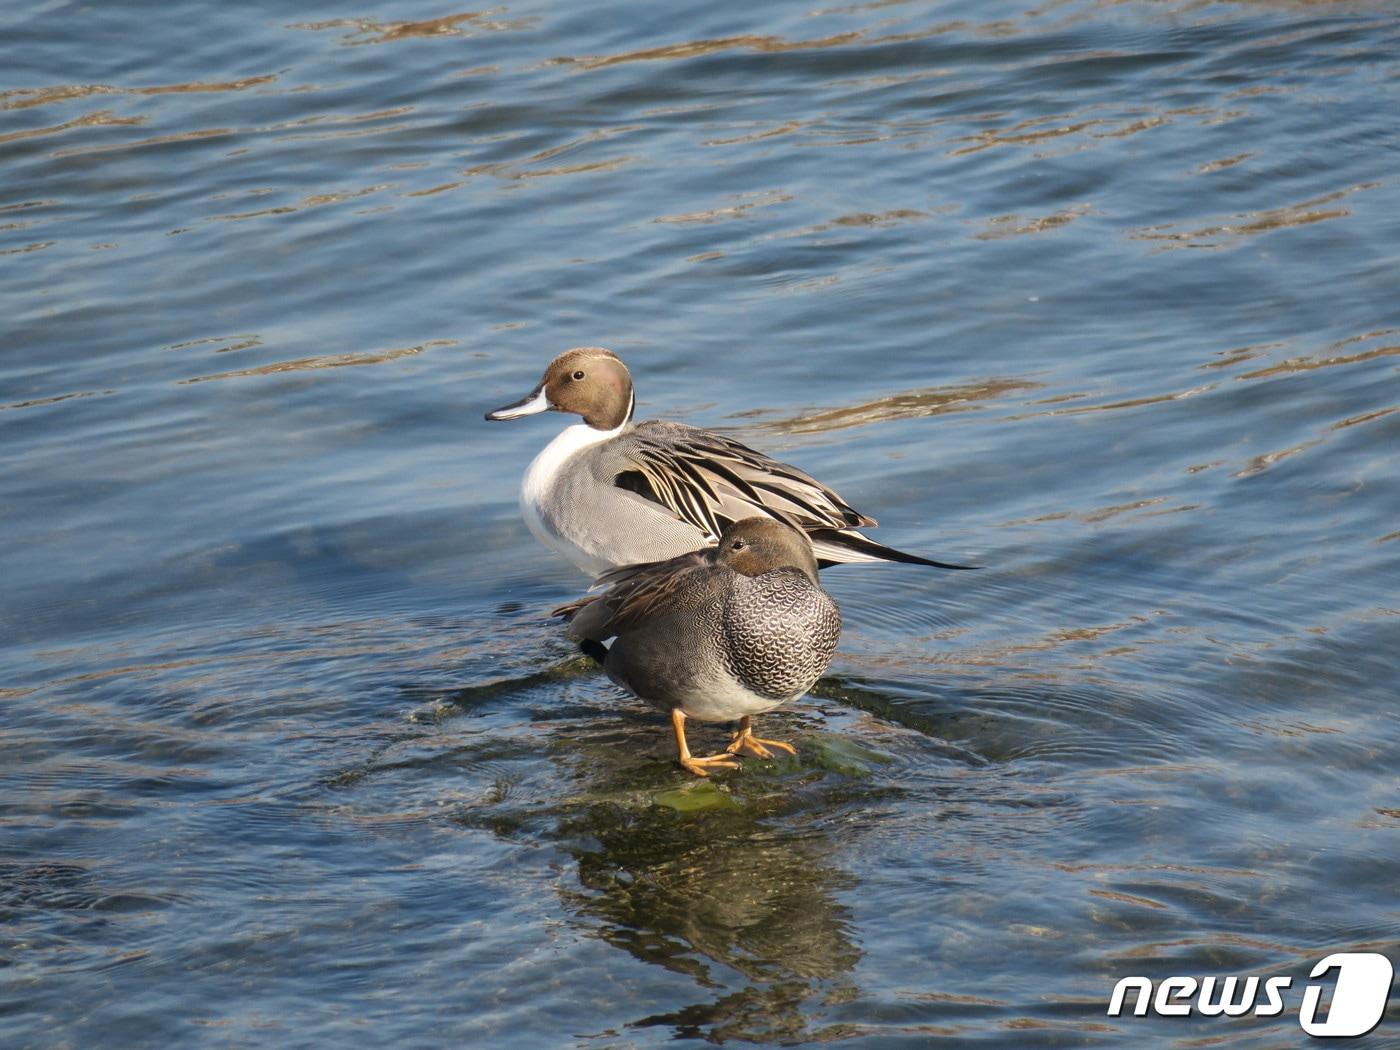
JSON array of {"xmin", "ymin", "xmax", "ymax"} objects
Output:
[
  {"xmin": 485, "ymin": 347, "xmax": 634, "ymax": 431},
  {"xmin": 715, "ymin": 517, "xmax": 819, "ymax": 583}
]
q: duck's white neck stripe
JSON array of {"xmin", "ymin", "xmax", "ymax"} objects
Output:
[{"xmin": 596, "ymin": 413, "xmax": 629, "ymax": 441}]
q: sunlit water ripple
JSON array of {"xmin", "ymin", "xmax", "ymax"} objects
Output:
[{"xmin": 2, "ymin": 0, "xmax": 1398, "ymax": 1045}]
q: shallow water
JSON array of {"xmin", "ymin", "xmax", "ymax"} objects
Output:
[{"xmin": 3, "ymin": 0, "xmax": 1398, "ymax": 1045}]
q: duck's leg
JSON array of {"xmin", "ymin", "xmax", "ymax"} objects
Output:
[
  {"xmin": 726, "ymin": 715, "xmax": 798, "ymax": 759},
  {"xmin": 672, "ymin": 708, "xmax": 741, "ymax": 776}
]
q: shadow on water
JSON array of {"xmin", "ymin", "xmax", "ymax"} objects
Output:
[
  {"xmin": 324, "ymin": 629, "xmax": 1272, "ymax": 1041},
  {"xmin": 550, "ymin": 768, "xmax": 864, "ymax": 1043},
  {"xmin": 360, "ymin": 657, "xmax": 998, "ymax": 1042}
]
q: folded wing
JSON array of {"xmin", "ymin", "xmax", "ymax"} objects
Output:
[
  {"xmin": 561, "ymin": 547, "xmax": 717, "ymax": 641},
  {"xmin": 615, "ymin": 421, "xmax": 875, "ymax": 542}
]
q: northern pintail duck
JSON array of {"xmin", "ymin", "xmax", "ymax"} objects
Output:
[
  {"xmin": 562, "ymin": 517, "xmax": 840, "ymax": 776},
  {"xmin": 486, "ymin": 347, "xmax": 973, "ymax": 577}
]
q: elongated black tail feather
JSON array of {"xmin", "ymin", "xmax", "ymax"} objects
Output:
[{"xmin": 808, "ymin": 528, "xmax": 979, "ymax": 570}]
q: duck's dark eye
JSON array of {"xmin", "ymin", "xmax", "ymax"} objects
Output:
[
  {"xmin": 730, "ymin": 539, "xmax": 746, "ymax": 551},
  {"xmin": 572, "ymin": 370, "xmax": 586, "ymax": 381}
]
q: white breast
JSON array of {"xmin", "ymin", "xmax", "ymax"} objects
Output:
[{"xmin": 520, "ymin": 422, "xmax": 624, "ymax": 577}]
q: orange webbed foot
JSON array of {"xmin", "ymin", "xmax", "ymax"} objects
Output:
[
  {"xmin": 679, "ymin": 752, "xmax": 743, "ymax": 777},
  {"xmin": 725, "ymin": 716, "xmax": 798, "ymax": 760}
]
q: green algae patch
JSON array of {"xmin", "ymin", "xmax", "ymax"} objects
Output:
[
  {"xmin": 740, "ymin": 749, "xmax": 803, "ymax": 776},
  {"xmin": 810, "ymin": 736, "xmax": 895, "ymax": 776},
  {"xmin": 549, "ymin": 654, "xmax": 604, "ymax": 679},
  {"xmin": 652, "ymin": 780, "xmax": 741, "ymax": 814}
]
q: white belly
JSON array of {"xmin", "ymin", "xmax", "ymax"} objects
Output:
[{"xmin": 678, "ymin": 675, "xmax": 789, "ymax": 723}]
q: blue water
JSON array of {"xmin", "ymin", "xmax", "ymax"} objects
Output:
[{"xmin": 3, "ymin": 0, "xmax": 1398, "ymax": 1045}]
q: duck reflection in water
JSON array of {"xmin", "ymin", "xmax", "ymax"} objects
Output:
[
  {"xmin": 431, "ymin": 668, "xmax": 866, "ymax": 1042},
  {"xmin": 553, "ymin": 764, "xmax": 864, "ymax": 1042}
]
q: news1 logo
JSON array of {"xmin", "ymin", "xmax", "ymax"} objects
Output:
[{"xmin": 1107, "ymin": 953, "xmax": 1394, "ymax": 1037}]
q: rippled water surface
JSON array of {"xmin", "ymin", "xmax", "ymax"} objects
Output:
[{"xmin": 3, "ymin": 0, "xmax": 1399, "ymax": 1045}]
